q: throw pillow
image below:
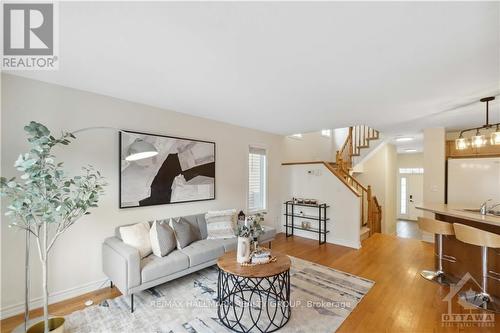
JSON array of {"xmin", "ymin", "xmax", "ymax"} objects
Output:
[
  {"xmin": 150, "ymin": 220, "xmax": 176, "ymax": 257},
  {"xmin": 120, "ymin": 222, "xmax": 152, "ymax": 258},
  {"xmin": 205, "ymin": 209, "xmax": 237, "ymax": 239},
  {"xmin": 170, "ymin": 217, "xmax": 201, "ymax": 249}
]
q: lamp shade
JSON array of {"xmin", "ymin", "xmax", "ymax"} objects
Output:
[
  {"xmin": 125, "ymin": 139, "xmax": 158, "ymax": 161},
  {"xmin": 455, "ymin": 137, "xmax": 468, "ymax": 150},
  {"xmin": 471, "ymin": 134, "xmax": 486, "ymax": 148},
  {"xmin": 491, "ymin": 130, "xmax": 500, "ymax": 145}
]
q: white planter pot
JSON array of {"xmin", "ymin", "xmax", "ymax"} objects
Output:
[{"xmin": 237, "ymin": 237, "xmax": 251, "ymax": 263}]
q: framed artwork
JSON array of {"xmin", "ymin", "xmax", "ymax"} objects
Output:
[{"xmin": 119, "ymin": 130, "xmax": 215, "ymax": 208}]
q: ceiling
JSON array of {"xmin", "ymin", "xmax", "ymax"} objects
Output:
[{"xmin": 9, "ymin": 2, "xmax": 500, "ymax": 136}]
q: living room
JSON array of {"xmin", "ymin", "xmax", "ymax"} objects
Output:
[{"xmin": 1, "ymin": 2, "xmax": 500, "ymax": 333}]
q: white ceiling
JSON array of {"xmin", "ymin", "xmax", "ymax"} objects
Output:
[{"xmin": 9, "ymin": 2, "xmax": 500, "ymax": 136}]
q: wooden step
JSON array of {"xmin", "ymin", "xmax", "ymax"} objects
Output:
[{"xmin": 360, "ymin": 226, "xmax": 371, "ymax": 241}]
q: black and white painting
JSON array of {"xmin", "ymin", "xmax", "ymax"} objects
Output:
[{"xmin": 120, "ymin": 131, "xmax": 215, "ymax": 208}]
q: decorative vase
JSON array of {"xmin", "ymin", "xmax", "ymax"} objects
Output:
[
  {"xmin": 237, "ymin": 237, "xmax": 251, "ymax": 263},
  {"xmin": 27, "ymin": 317, "xmax": 65, "ymax": 333}
]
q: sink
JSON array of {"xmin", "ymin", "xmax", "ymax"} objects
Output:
[
  {"xmin": 461, "ymin": 208, "xmax": 481, "ymax": 213},
  {"xmin": 489, "ymin": 210, "xmax": 500, "ymax": 217},
  {"xmin": 459, "ymin": 208, "xmax": 500, "ymax": 217}
]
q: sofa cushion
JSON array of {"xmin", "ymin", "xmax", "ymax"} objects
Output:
[
  {"xmin": 119, "ymin": 222, "xmax": 152, "ymax": 258},
  {"xmin": 150, "ymin": 221, "xmax": 176, "ymax": 257},
  {"xmin": 258, "ymin": 226, "xmax": 276, "ymax": 243},
  {"xmin": 205, "ymin": 209, "xmax": 237, "ymax": 240},
  {"xmin": 170, "ymin": 217, "xmax": 201, "ymax": 249},
  {"xmin": 180, "ymin": 239, "xmax": 225, "ymax": 267},
  {"xmin": 141, "ymin": 250, "xmax": 189, "ymax": 283},
  {"xmin": 205, "ymin": 238, "xmax": 237, "ymax": 253}
]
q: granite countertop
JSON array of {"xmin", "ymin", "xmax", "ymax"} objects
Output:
[{"xmin": 416, "ymin": 203, "xmax": 500, "ymax": 227}]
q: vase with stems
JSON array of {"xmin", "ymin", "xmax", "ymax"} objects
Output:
[
  {"xmin": 235, "ymin": 213, "xmax": 266, "ymax": 263},
  {"xmin": 1, "ymin": 122, "xmax": 106, "ymax": 333}
]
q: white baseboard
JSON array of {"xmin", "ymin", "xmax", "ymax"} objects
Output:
[
  {"xmin": 329, "ymin": 237, "xmax": 361, "ymax": 249},
  {"xmin": 0, "ymin": 278, "xmax": 108, "ymax": 320}
]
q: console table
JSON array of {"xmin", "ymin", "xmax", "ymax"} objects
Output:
[
  {"xmin": 283, "ymin": 200, "xmax": 329, "ymax": 244},
  {"xmin": 217, "ymin": 250, "xmax": 291, "ymax": 333}
]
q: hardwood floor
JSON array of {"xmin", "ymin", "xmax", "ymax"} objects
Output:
[{"xmin": 2, "ymin": 233, "xmax": 498, "ymax": 332}]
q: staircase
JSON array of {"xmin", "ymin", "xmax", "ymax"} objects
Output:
[{"xmin": 332, "ymin": 125, "xmax": 382, "ymax": 238}]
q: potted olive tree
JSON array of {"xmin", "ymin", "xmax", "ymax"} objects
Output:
[{"xmin": 1, "ymin": 122, "xmax": 106, "ymax": 333}]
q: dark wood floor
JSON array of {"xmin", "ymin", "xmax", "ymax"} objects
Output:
[{"xmin": 2, "ymin": 233, "xmax": 498, "ymax": 332}]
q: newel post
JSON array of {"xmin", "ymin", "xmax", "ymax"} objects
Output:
[{"xmin": 367, "ymin": 185, "xmax": 373, "ymax": 235}]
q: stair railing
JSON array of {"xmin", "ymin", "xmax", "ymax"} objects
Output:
[
  {"xmin": 336, "ymin": 125, "xmax": 379, "ymax": 174},
  {"xmin": 335, "ymin": 125, "xmax": 381, "ymax": 236}
]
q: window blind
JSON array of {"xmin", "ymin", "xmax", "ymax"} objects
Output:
[{"xmin": 248, "ymin": 147, "xmax": 267, "ymax": 212}]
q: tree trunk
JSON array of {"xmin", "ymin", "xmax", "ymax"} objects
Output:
[
  {"xmin": 42, "ymin": 221, "xmax": 49, "ymax": 333},
  {"xmin": 42, "ymin": 259, "xmax": 49, "ymax": 333}
]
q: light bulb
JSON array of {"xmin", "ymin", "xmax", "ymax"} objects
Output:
[
  {"xmin": 471, "ymin": 133, "xmax": 486, "ymax": 148},
  {"xmin": 491, "ymin": 130, "xmax": 500, "ymax": 145},
  {"xmin": 455, "ymin": 137, "xmax": 468, "ymax": 150}
]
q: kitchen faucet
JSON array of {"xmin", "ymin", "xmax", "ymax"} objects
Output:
[{"xmin": 479, "ymin": 199, "xmax": 500, "ymax": 215}]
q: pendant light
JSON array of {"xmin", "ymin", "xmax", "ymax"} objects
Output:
[
  {"xmin": 455, "ymin": 96, "xmax": 499, "ymax": 150},
  {"xmin": 491, "ymin": 125, "xmax": 500, "ymax": 145},
  {"xmin": 471, "ymin": 130, "xmax": 486, "ymax": 148}
]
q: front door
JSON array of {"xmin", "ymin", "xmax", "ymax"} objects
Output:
[{"xmin": 407, "ymin": 174, "xmax": 423, "ymax": 221}]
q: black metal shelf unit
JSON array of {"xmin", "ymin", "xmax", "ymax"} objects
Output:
[{"xmin": 283, "ymin": 201, "xmax": 329, "ymax": 244}]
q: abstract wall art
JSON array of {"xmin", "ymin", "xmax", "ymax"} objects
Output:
[{"xmin": 119, "ymin": 130, "xmax": 215, "ymax": 208}]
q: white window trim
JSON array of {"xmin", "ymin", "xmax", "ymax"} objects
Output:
[{"xmin": 247, "ymin": 144, "xmax": 268, "ymax": 214}]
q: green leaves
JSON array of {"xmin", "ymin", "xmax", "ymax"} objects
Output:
[{"xmin": 1, "ymin": 121, "xmax": 107, "ymax": 232}]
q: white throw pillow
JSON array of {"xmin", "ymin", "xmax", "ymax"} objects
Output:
[
  {"xmin": 205, "ymin": 209, "xmax": 237, "ymax": 240},
  {"xmin": 120, "ymin": 222, "xmax": 152, "ymax": 258},
  {"xmin": 150, "ymin": 220, "xmax": 176, "ymax": 257}
]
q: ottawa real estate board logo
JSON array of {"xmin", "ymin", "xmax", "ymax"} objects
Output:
[{"xmin": 2, "ymin": 2, "xmax": 59, "ymax": 70}]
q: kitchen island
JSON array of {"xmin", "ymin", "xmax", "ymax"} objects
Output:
[{"xmin": 417, "ymin": 203, "xmax": 500, "ymax": 298}]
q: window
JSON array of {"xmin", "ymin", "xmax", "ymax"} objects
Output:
[
  {"xmin": 400, "ymin": 177, "xmax": 407, "ymax": 215},
  {"xmin": 248, "ymin": 147, "xmax": 267, "ymax": 212},
  {"xmin": 321, "ymin": 129, "xmax": 332, "ymax": 137},
  {"xmin": 399, "ymin": 168, "xmax": 424, "ymax": 174}
]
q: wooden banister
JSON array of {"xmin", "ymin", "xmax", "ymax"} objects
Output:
[{"xmin": 284, "ymin": 124, "xmax": 382, "ymax": 239}]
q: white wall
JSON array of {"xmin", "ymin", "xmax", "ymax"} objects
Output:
[
  {"xmin": 0, "ymin": 74, "xmax": 284, "ymax": 316},
  {"xmin": 397, "ymin": 153, "xmax": 423, "ymax": 168},
  {"xmin": 282, "ymin": 131, "xmax": 333, "ymax": 162},
  {"xmin": 281, "ymin": 164, "xmax": 361, "ymax": 249},
  {"xmin": 423, "ymin": 128, "xmax": 446, "ymax": 215},
  {"xmin": 354, "ymin": 143, "xmax": 397, "ymax": 234}
]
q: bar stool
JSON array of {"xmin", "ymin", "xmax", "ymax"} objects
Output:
[
  {"xmin": 453, "ymin": 223, "xmax": 500, "ymax": 313},
  {"xmin": 417, "ymin": 217, "xmax": 456, "ymax": 285}
]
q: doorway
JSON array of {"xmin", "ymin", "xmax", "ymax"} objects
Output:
[{"xmin": 398, "ymin": 171, "xmax": 423, "ymax": 221}]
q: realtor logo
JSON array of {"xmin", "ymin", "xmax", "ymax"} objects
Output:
[
  {"xmin": 2, "ymin": 2, "xmax": 58, "ymax": 70},
  {"xmin": 441, "ymin": 272, "xmax": 495, "ymax": 328}
]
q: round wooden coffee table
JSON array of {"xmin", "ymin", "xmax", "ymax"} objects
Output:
[{"xmin": 217, "ymin": 250, "xmax": 291, "ymax": 333}]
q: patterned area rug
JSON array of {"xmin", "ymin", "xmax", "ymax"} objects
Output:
[{"xmin": 65, "ymin": 257, "xmax": 374, "ymax": 332}]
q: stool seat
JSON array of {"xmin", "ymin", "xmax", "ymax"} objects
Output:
[
  {"xmin": 417, "ymin": 217, "xmax": 456, "ymax": 286},
  {"xmin": 453, "ymin": 223, "xmax": 500, "ymax": 313},
  {"xmin": 418, "ymin": 217, "xmax": 455, "ymax": 236},
  {"xmin": 453, "ymin": 223, "xmax": 500, "ymax": 248}
]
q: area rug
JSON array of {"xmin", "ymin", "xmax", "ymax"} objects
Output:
[{"xmin": 64, "ymin": 257, "xmax": 374, "ymax": 332}]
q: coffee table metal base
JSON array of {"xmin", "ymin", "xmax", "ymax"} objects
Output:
[{"xmin": 217, "ymin": 269, "xmax": 291, "ymax": 333}]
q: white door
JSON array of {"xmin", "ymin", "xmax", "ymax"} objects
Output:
[
  {"xmin": 398, "ymin": 174, "xmax": 423, "ymax": 221},
  {"xmin": 408, "ymin": 174, "xmax": 423, "ymax": 221}
]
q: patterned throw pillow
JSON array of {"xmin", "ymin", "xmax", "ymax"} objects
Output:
[
  {"xmin": 205, "ymin": 209, "xmax": 237, "ymax": 240},
  {"xmin": 119, "ymin": 222, "xmax": 152, "ymax": 258},
  {"xmin": 170, "ymin": 217, "xmax": 201, "ymax": 249},
  {"xmin": 150, "ymin": 221, "xmax": 176, "ymax": 257}
]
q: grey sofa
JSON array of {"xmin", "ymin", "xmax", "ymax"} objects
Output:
[{"xmin": 102, "ymin": 213, "xmax": 276, "ymax": 312}]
